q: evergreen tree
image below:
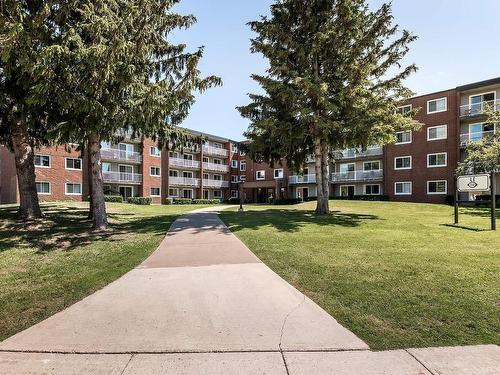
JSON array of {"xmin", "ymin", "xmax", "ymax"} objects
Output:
[{"xmin": 239, "ymin": 0, "xmax": 419, "ymax": 214}]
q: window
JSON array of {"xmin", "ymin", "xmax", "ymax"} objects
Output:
[
  {"xmin": 150, "ymin": 146, "xmax": 161, "ymax": 157},
  {"xmin": 168, "ymin": 188, "xmax": 178, "ymax": 197},
  {"xmin": 183, "ymin": 154, "xmax": 193, "ymax": 161},
  {"xmin": 203, "ymin": 173, "xmax": 209, "ymax": 180},
  {"xmin": 36, "ymin": 182, "xmax": 51, "ymax": 195},
  {"xmin": 213, "ymin": 174, "xmax": 222, "ymax": 181},
  {"xmin": 240, "ymin": 150, "xmax": 246, "ymax": 156},
  {"xmin": 231, "ymin": 144, "xmax": 238, "ymax": 153},
  {"xmin": 65, "ymin": 183, "xmax": 82, "ymax": 195},
  {"xmin": 397, "ymin": 104, "xmax": 412, "ymax": 114},
  {"xmin": 469, "ymin": 92, "xmax": 496, "ymax": 115},
  {"xmin": 102, "ymin": 162, "xmax": 111, "ymax": 172},
  {"xmin": 394, "ymin": 156, "xmax": 412, "ymax": 170},
  {"xmin": 212, "ymin": 142, "xmax": 223, "ymax": 149},
  {"xmin": 203, "ymin": 157, "xmax": 209, "ymax": 163},
  {"xmin": 427, "ymin": 180, "xmax": 447, "ymax": 195},
  {"xmin": 340, "ymin": 185, "xmax": 355, "ymax": 197},
  {"xmin": 340, "ymin": 163, "xmax": 355, "ymax": 173},
  {"xmin": 240, "ymin": 175, "xmax": 246, "ymax": 181},
  {"xmin": 395, "ymin": 182, "xmax": 412, "ymax": 195},
  {"xmin": 150, "ymin": 167, "xmax": 161, "ymax": 176},
  {"xmin": 65, "ymin": 158, "xmax": 82, "ymax": 170},
  {"xmin": 240, "ymin": 160, "xmax": 246, "ymax": 171},
  {"xmin": 119, "ymin": 165, "xmax": 133, "ymax": 174},
  {"xmin": 427, "ymin": 125, "xmax": 447, "ymax": 141},
  {"xmin": 363, "ymin": 161, "xmax": 380, "ymax": 171},
  {"xmin": 469, "ymin": 122, "xmax": 495, "ymax": 142},
  {"xmin": 395, "ymin": 131, "xmax": 412, "ymax": 144},
  {"xmin": 231, "ymin": 160, "xmax": 238, "ymax": 169},
  {"xmin": 35, "ymin": 154, "xmax": 51, "ymax": 168},
  {"xmin": 231, "ymin": 175, "xmax": 239, "ymax": 183},
  {"xmin": 150, "ymin": 187, "xmax": 160, "ymax": 197},
  {"xmin": 169, "ymin": 170, "xmax": 178, "ymax": 177},
  {"xmin": 364, "ymin": 184, "xmax": 380, "ymax": 195},
  {"xmin": 213, "ymin": 190, "xmax": 222, "ymax": 198},
  {"xmin": 274, "ymin": 168, "xmax": 284, "ymax": 179},
  {"xmin": 213, "ymin": 158, "xmax": 222, "ymax": 165},
  {"xmin": 183, "ymin": 189, "xmax": 193, "ymax": 199},
  {"xmin": 427, "ymin": 153, "xmax": 447, "ymax": 168},
  {"xmin": 256, "ymin": 170, "xmax": 265, "ymax": 180},
  {"xmin": 169, "ymin": 151, "xmax": 179, "ymax": 158},
  {"xmin": 183, "ymin": 171, "xmax": 193, "ymax": 178},
  {"xmin": 427, "ymin": 97, "xmax": 447, "ymax": 114},
  {"xmin": 231, "ymin": 190, "xmax": 238, "ymax": 198}
]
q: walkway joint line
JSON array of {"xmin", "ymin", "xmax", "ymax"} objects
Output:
[{"xmin": 405, "ymin": 349, "xmax": 438, "ymax": 375}]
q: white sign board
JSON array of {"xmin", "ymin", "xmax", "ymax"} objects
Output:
[{"xmin": 457, "ymin": 174, "xmax": 490, "ymax": 192}]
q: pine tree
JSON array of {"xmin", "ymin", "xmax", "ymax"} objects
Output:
[{"xmin": 239, "ymin": 0, "xmax": 419, "ymax": 214}]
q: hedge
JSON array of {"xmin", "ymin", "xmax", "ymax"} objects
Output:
[
  {"xmin": 331, "ymin": 195, "xmax": 390, "ymax": 201},
  {"xmin": 172, "ymin": 198, "xmax": 193, "ymax": 205},
  {"xmin": 127, "ymin": 197, "xmax": 152, "ymax": 205},
  {"xmin": 104, "ymin": 195, "xmax": 123, "ymax": 203},
  {"xmin": 226, "ymin": 197, "xmax": 240, "ymax": 204},
  {"xmin": 192, "ymin": 199, "xmax": 221, "ymax": 204},
  {"xmin": 273, "ymin": 198, "xmax": 302, "ymax": 205}
]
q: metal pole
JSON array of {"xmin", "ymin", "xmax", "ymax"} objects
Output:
[
  {"xmin": 454, "ymin": 176, "xmax": 459, "ymax": 225},
  {"xmin": 239, "ymin": 182, "xmax": 244, "ymax": 212},
  {"xmin": 491, "ymin": 172, "xmax": 496, "ymax": 230}
]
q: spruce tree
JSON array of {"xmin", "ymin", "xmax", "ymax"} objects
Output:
[{"xmin": 239, "ymin": 0, "xmax": 419, "ymax": 214}]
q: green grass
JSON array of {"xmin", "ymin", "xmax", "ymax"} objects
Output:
[
  {"xmin": 219, "ymin": 201, "xmax": 500, "ymax": 350},
  {"xmin": 0, "ymin": 202, "xmax": 206, "ymax": 341}
]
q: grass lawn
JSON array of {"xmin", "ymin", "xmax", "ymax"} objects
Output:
[
  {"xmin": 0, "ymin": 202, "xmax": 206, "ymax": 341},
  {"xmin": 219, "ymin": 200, "xmax": 500, "ymax": 350}
]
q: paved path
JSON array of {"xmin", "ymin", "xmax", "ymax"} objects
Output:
[{"xmin": 1, "ymin": 206, "xmax": 499, "ymax": 374}]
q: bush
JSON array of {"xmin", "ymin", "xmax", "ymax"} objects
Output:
[
  {"xmin": 104, "ymin": 195, "xmax": 123, "ymax": 203},
  {"xmin": 475, "ymin": 194, "xmax": 500, "ymax": 205},
  {"xmin": 127, "ymin": 197, "xmax": 152, "ymax": 205},
  {"xmin": 226, "ymin": 197, "xmax": 240, "ymax": 204},
  {"xmin": 173, "ymin": 198, "xmax": 193, "ymax": 205},
  {"xmin": 273, "ymin": 198, "xmax": 302, "ymax": 205},
  {"xmin": 192, "ymin": 199, "xmax": 221, "ymax": 204},
  {"xmin": 165, "ymin": 197, "xmax": 174, "ymax": 205},
  {"xmin": 331, "ymin": 195, "xmax": 390, "ymax": 201}
]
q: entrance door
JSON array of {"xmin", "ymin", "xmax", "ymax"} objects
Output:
[
  {"xmin": 183, "ymin": 189, "xmax": 193, "ymax": 199},
  {"xmin": 119, "ymin": 186, "xmax": 133, "ymax": 200},
  {"xmin": 203, "ymin": 190, "xmax": 209, "ymax": 199},
  {"xmin": 298, "ymin": 187, "xmax": 309, "ymax": 200},
  {"xmin": 340, "ymin": 185, "xmax": 355, "ymax": 197}
]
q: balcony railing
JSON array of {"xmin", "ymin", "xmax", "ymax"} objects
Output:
[
  {"xmin": 169, "ymin": 158, "xmax": 200, "ymax": 169},
  {"xmin": 102, "ymin": 171, "xmax": 142, "ymax": 184},
  {"xmin": 459, "ymin": 130, "xmax": 496, "ymax": 145},
  {"xmin": 289, "ymin": 174, "xmax": 317, "ymax": 184},
  {"xmin": 202, "ymin": 145, "xmax": 229, "ymax": 157},
  {"xmin": 203, "ymin": 162, "xmax": 229, "ymax": 173},
  {"xmin": 203, "ymin": 179, "xmax": 229, "ymax": 188},
  {"xmin": 336, "ymin": 146, "xmax": 383, "ymax": 159},
  {"xmin": 459, "ymin": 99, "xmax": 500, "ymax": 117},
  {"xmin": 101, "ymin": 148, "xmax": 142, "ymax": 163},
  {"xmin": 331, "ymin": 169, "xmax": 383, "ymax": 182},
  {"xmin": 169, "ymin": 176, "xmax": 201, "ymax": 187}
]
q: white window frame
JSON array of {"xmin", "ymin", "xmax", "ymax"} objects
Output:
[
  {"xmin": 150, "ymin": 166, "xmax": 161, "ymax": 177},
  {"xmin": 119, "ymin": 164, "xmax": 133, "ymax": 174},
  {"xmin": 240, "ymin": 160, "xmax": 246, "ymax": 171},
  {"xmin": 427, "ymin": 125, "xmax": 448, "ymax": 141},
  {"xmin": 395, "ymin": 130, "xmax": 412, "ymax": 145},
  {"xmin": 231, "ymin": 190, "xmax": 239, "ymax": 198},
  {"xmin": 469, "ymin": 91, "xmax": 496, "ymax": 105},
  {"xmin": 240, "ymin": 175, "xmax": 246, "ymax": 181},
  {"xmin": 213, "ymin": 158, "xmax": 222, "ymax": 165},
  {"xmin": 363, "ymin": 184, "xmax": 381, "ymax": 196},
  {"xmin": 182, "ymin": 189, "xmax": 194, "ymax": 199},
  {"xmin": 394, "ymin": 156, "xmax": 412, "ymax": 170},
  {"xmin": 212, "ymin": 142, "xmax": 223, "ymax": 149},
  {"xmin": 213, "ymin": 174, "xmax": 222, "ymax": 181},
  {"xmin": 340, "ymin": 162, "xmax": 355, "ymax": 173},
  {"xmin": 340, "ymin": 185, "xmax": 356, "ymax": 197},
  {"xmin": 231, "ymin": 175, "xmax": 239, "ymax": 183},
  {"xmin": 274, "ymin": 168, "xmax": 284, "ymax": 179},
  {"xmin": 394, "ymin": 181, "xmax": 412, "ymax": 196},
  {"xmin": 256, "ymin": 170, "xmax": 265, "ymax": 180},
  {"xmin": 363, "ymin": 161, "xmax": 381, "ymax": 171},
  {"xmin": 65, "ymin": 183, "xmax": 82, "ymax": 196},
  {"xmin": 36, "ymin": 181, "xmax": 51, "ymax": 195},
  {"xmin": 427, "ymin": 97, "xmax": 448, "ymax": 114},
  {"xmin": 35, "ymin": 154, "xmax": 51, "ymax": 168},
  {"xmin": 182, "ymin": 171, "xmax": 194, "ymax": 178},
  {"xmin": 213, "ymin": 190, "xmax": 223, "ymax": 198},
  {"xmin": 231, "ymin": 160, "xmax": 238, "ymax": 169},
  {"xmin": 231, "ymin": 144, "xmax": 238, "ymax": 153},
  {"xmin": 168, "ymin": 188, "xmax": 178, "ymax": 197},
  {"xmin": 397, "ymin": 104, "xmax": 412, "ymax": 114},
  {"xmin": 150, "ymin": 187, "xmax": 161, "ymax": 197},
  {"xmin": 150, "ymin": 146, "xmax": 161, "ymax": 157},
  {"xmin": 427, "ymin": 152, "xmax": 447, "ymax": 168},
  {"xmin": 65, "ymin": 157, "xmax": 82, "ymax": 170},
  {"xmin": 427, "ymin": 180, "xmax": 447, "ymax": 195}
]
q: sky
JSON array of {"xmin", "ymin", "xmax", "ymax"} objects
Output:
[{"xmin": 173, "ymin": 0, "xmax": 500, "ymax": 141}]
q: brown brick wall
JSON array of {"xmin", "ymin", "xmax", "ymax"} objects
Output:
[
  {"xmin": 140, "ymin": 138, "xmax": 162, "ymax": 204},
  {"xmin": 0, "ymin": 146, "xmax": 18, "ymax": 204}
]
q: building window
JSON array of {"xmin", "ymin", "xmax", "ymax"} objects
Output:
[
  {"xmin": 212, "ymin": 142, "xmax": 223, "ymax": 149},
  {"xmin": 427, "ymin": 125, "xmax": 447, "ymax": 141},
  {"xmin": 169, "ymin": 151, "xmax": 179, "ymax": 158},
  {"xmin": 240, "ymin": 160, "xmax": 246, "ymax": 171},
  {"xmin": 231, "ymin": 190, "xmax": 238, "ymax": 198},
  {"xmin": 213, "ymin": 174, "xmax": 222, "ymax": 181},
  {"xmin": 35, "ymin": 154, "xmax": 51, "ymax": 168},
  {"xmin": 231, "ymin": 144, "xmax": 238, "ymax": 153},
  {"xmin": 36, "ymin": 181, "xmax": 51, "ymax": 195},
  {"xmin": 394, "ymin": 156, "xmax": 412, "ymax": 170},
  {"xmin": 150, "ymin": 187, "xmax": 160, "ymax": 197},
  {"xmin": 396, "ymin": 104, "xmax": 412, "ymax": 114},
  {"xmin": 213, "ymin": 158, "xmax": 222, "ymax": 165},
  {"xmin": 231, "ymin": 160, "xmax": 238, "ymax": 169},
  {"xmin": 364, "ymin": 184, "xmax": 380, "ymax": 195},
  {"xmin": 150, "ymin": 166, "xmax": 161, "ymax": 176},
  {"xmin": 169, "ymin": 170, "xmax": 178, "ymax": 177},
  {"xmin": 340, "ymin": 163, "xmax": 355, "ymax": 173},
  {"xmin": 150, "ymin": 146, "xmax": 161, "ymax": 157},
  {"xmin": 340, "ymin": 185, "xmax": 355, "ymax": 197},
  {"xmin": 65, "ymin": 158, "xmax": 82, "ymax": 170},
  {"xmin": 256, "ymin": 170, "xmax": 265, "ymax": 180},
  {"xmin": 65, "ymin": 183, "xmax": 82, "ymax": 195},
  {"xmin": 427, "ymin": 97, "xmax": 447, "ymax": 114},
  {"xmin": 427, "ymin": 153, "xmax": 447, "ymax": 168},
  {"xmin": 395, "ymin": 181, "xmax": 412, "ymax": 195},
  {"xmin": 183, "ymin": 171, "xmax": 193, "ymax": 178},
  {"xmin": 168, "ymin": 188, "xmax": 178, "ymax": 197},
  {"xmin": 274, "ymin": 168, "xmax": 284, "ymax": 179},
  {"xmin": 240, "ymin": 150, "xmax": 246, "ymax": 156},
  {"xmin": 427, "ymin": 180, "xmax": 447, "ymax": 195},
  {"xmin": 363, "ymin": 161, "xmax": 381, "ymax": 171},
  {"xmin": 183, "ymin": 189, "xmax": 193, "ymax": 199},
  {"xmin": 240, "ymin": 175, "xmax": 246, "ymax": 181},
  {"xmin": 213, "ymin": 190, "xmax": 222, "ymax": 198},
  {"xmin": 395, "ymin": 131, "xmax": 412, "ymax": 144},
  {"xmin": 231, "ymin": 175, "xmax": 239, "ymax": 183}
]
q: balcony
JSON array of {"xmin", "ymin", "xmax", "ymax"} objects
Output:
[
  {"xmin": 169, "ymin": 176, "xmax": 201, "ymax": 187},
  {"xmin": 203, "ymin": 162, "xmax": 229, "ymax": 173},
  {"xmin": 101, "ymin": 148, "xmax": 142, "ymax": 163},
  {"xmin": 459, "ymin": 130, "xmax": 496, "ymax": 146},
  {"xmin": 459, "ymin": 99, "xmax": 500, "ymax": 117},
  {"xmin": 336, "ymin": 146, "xmax": 383, "ymax": 159},
  {"xmin": 103, "ymin": 171, "xmax": 142, "ymax": 184},
  {"xmin": 169, "ymin": 158, "xmax": 200, "ymax": 169},
  {"xmin": 203, "ymin": 145, "xmax": 228, "ymax": 157},
  {"xmin": 331, "ymin": 169, "xmax": 383, "ymax": 183},
  {"xmin": 203, "ymin": 179, "xmax": 229, "ymax": 188},
  {"xmin": 289, "ymin": 174, "xmax": 316, "ymax": 185}
]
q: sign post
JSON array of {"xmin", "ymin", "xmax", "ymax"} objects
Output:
[
  {"xmin": 456, "ymin": 173, "xmax": 496, "ymax": 230},
  {"xmin": 491, "ymin": 172, "xmax": 496, "ymax": 231}
]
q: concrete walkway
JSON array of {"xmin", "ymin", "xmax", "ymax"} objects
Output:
[{"xmin": 0, "ymin": 206, "xmax": 499, "ymax": 374}]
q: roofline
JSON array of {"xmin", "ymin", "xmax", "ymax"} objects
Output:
[
  {"xmin": 456, "ymin": 76, "xmax": 500, "ymax": 92},
  {"xmin": 182, "ymin": 127, "xmax": 233, "ymax": 143}
]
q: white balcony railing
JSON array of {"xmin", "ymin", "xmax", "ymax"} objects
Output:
[
  {"xmin": 169, "ymin": 158, "xmax": 200, "ymax": 169},
  {"xmin": 169, "ymin": 176, "xmax": 201, "ymax": 187},
  {"xmin": 459, "ymin": 130, "xmax": 496, "ymax": 145},
  {"xmin": 288, "ymin": 174, "xmax": 317, "ymax": 184},
  {"xmin": 102, "ymin": 171, "xmax": 142, "ymax": 184},
  {"xmin": 336, "ymin": 146, "xmax": 383, "ymax": 159},
  {"xmin": 459, "ymin": 99, "xmax": 500, "ymax": 117},
  {"xmin": 203, "ymin": 162, "xmax": 229, "ymax": 173},
  {"xmin": 203, "ymin": 179, "xmax": 229, "ymax": 188},
  {"xmin": 202, "ymin": 145, "xmax": 228, "ymax": 157},
  {"xmin": 101, "ymin": 148, "xmax": 142, "ymax": 163},
  {"xmin": 331, "ymin": 169, "xmax": 383, "ymax": 182}
]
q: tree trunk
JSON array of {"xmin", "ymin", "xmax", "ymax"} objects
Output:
[
  {"xmin": 314, "ymin": 137, "xmax": 329, "ymax": 214},
  {"xmin": 11, "ymin": 120, "xmax": 42, "ymax": 220},
  {"xmin": 88, "ymin": 132, "xmax": 108, "ymax": 230},
  {"xmin": 85, "ymin": 143, "xmax": 94, "ymax": 220},
  {"xmin": 321, "ymin": 142, "xmax": 330, "ymax": 213}
]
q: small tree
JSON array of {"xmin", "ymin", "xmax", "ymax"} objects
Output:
[{"xmin": 239, "ymin": 0, "xmax": 419, "ymax": 214}]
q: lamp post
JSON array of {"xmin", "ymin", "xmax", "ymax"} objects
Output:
[{"xmin": 239, "ymin": 180, "xmax": 244, "ymax": 212}]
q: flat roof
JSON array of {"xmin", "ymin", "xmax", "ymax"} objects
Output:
[
  {"xmin": 182, "ymin": 127, "xmax": 232, "ymax": 143},
  {"xmin": 456, "ymin": 76, "xmax": 500, "ymax": 92}
]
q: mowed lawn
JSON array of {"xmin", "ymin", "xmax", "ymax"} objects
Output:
[
  {"xmin": 0, "ymin": 202, "xmax": 205, "ymax": 341},
  {"xmin": 219, "ymin": 201, "xmax": 500, "ymax": 350}
]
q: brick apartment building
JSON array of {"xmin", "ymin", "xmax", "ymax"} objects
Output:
[{"xmin": 1, "ymin": 77, "xmax": 499, "ymax": 206}]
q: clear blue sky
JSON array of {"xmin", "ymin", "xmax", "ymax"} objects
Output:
[{"xmin": 173, "ymin": 0, "xmax": 500, "ymax": 141}]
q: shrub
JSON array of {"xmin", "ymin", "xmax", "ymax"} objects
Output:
[
  {"xmin": 226, "ymin": 197, "xmax": 240, "ymax": 204},
  {"xmin": 475, "ymin": 194, "xmax": 500, "ymax": 205},
  {"xmin": 128, "ymin": 197, "xmax": 152, "ymax": 205},
  {"xmin": 273, "ymin": 198, "xmax": 302, "ymax": 205},
  {"xmin": 165, "ymin": 197, "xmax": 174, "ymax": 205},
  {"xmin": 104, "ymin": 195, "xmax": 123, "ymax": 203},
  {"xmin": 192, "ymin": 199, "xmax": 221, "ymax": 204},
  {"xmin": 331, "ymin": 195, "xmax": 390, "ymax": 201},
  {"xmin": 173, "ymin": 198, "xmax": 193, "ymax": 205}
]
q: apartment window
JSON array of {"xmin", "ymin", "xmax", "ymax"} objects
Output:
[
  {"xmin": 394, "ymin": 156, "xmax": 412, "ymax": 170},
  {"xmin": 183, "ymin": 154, "xmax": 193, "ymax": 161},
  {"xmin": 340, "ymin": 185, "xmax": 355, "ymax": 197},
  {"xmin": 469, "ymin": 92, "xmax": 495, "ymax": 113},
  {"xmin": 35, "ymin": 154, "xmax": 51, "ymax": 168},
  {"xmin": 203, "ymin": 173, "xmax": 209, "ymax": 180},
  {"xmin": 274, "ymin": 168, "xmax": 284, "ymax": 179},
  {"xmin": 169, "ymin": 170, "xmax": 178, "ymax": 177},
  {"xmin": 183, "ymin": 189, "xmax": 193, "ymax": 199},
  {"xmin": 213, "ymin": 174, "xmax": 222, "ymax": 181},
  {"xmin": 240, "ymin": 160, "xmax": 246, "ymax": 171},
  {"xmin": 169, "ymin": 151, "xmax": 179, "ymax": 158},
  {"xmin": 150, "ymin": 166, "xmax": 161, "ymax": 176},
  {"xmin": 231, "ymin": 160, "xmax": 238, "ymax": 169},
  {"xmin": 427, "ymin": 97, "xmax": 447, "ymax": 114},
  {"xmin": 213, "ymin": 158, "xmax": 222, "ymax": 165},
  {"xmin": 395, "ymin": 131, "xmax": 411, "ymax": 144},
  {"xmin": 340, "ymin": 163, "xmax": 355, "ymax": 173},
  {"xmin": 36, "ymin": 181, "xmax": 51, "ymax": 195},
  {"xmin": 427, "ymin": 180, "xmax": 447, "ymax": 195},
  {"xmin": 397, "ymin": 104, "xmax": 412, "ymax": 114},
  {"xmin": 183, "ymin": 171, "xmax": 193, "ymax": 178},
  {"xmin": 231, "ymin": 144, "xmax": 238, "ymax": 153},
  {"xmin": 150, "ymin": 146, "xmax": 161, "ymax": 157},
  {"xmin": 65, "ymin": 183, "xmax": 82, "ymax": 195},
  {"xmin": 203, "ymin": 157, "xmax": 209, "ymax": 163},
  {"xmin": 212, "ymin": 142, "xmax": 223, "ymax": 149},
  {"xmin": 469, "ymin": 122, "xmax": 495, "ymax": 142},
  {"xmin": 65, "ymin": 158, "xmax": 82, "ymax": 170},
  {"xmin": 213, "ymin": 190, "xmax": 222, "ymax": 198},
  {"xmin": 240, "ymin": 175, "xmax": 246, "ymax": 181},
  {"xmin": 256, "ymin": 170, "xmax": 265, "ymax": 180},
  {"xmin": 231, "ymin": 175, "xmax": 239, "ymax": 183},
  {"xmin": 240, "ymin": 150, "xmax": 246, "ymax": 156},
  {"xmin": 231, "ymin": 190, "xmax": 239, "ymax": 198},
  {"xmin": 364, "ymin": 184, "xmax": 380, "ymax": 195},
  {"xmin": 168, "ymin": 188, "xmax": 178, "ymax": 197},
  {"xmin": 395, "ymin": 181, "xmax": 412, "ymax": 195},
  {"xmin": 427, "ymin": 125, "xmax": 447, "ymax": 141},
  {"xmin": 427, "ymin": 153, "xmax": 447, "ymax": 168},
  {"xmin": 102, "ymin": 162, "xmax": 111, "ymax": 172},
  {"xmin": 363, "ymin": 161, "xmax": 381, "ymax": 171},
  {"xmin": 150, "ymin": 187, "xmax": 160, "ymax": 197}
]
